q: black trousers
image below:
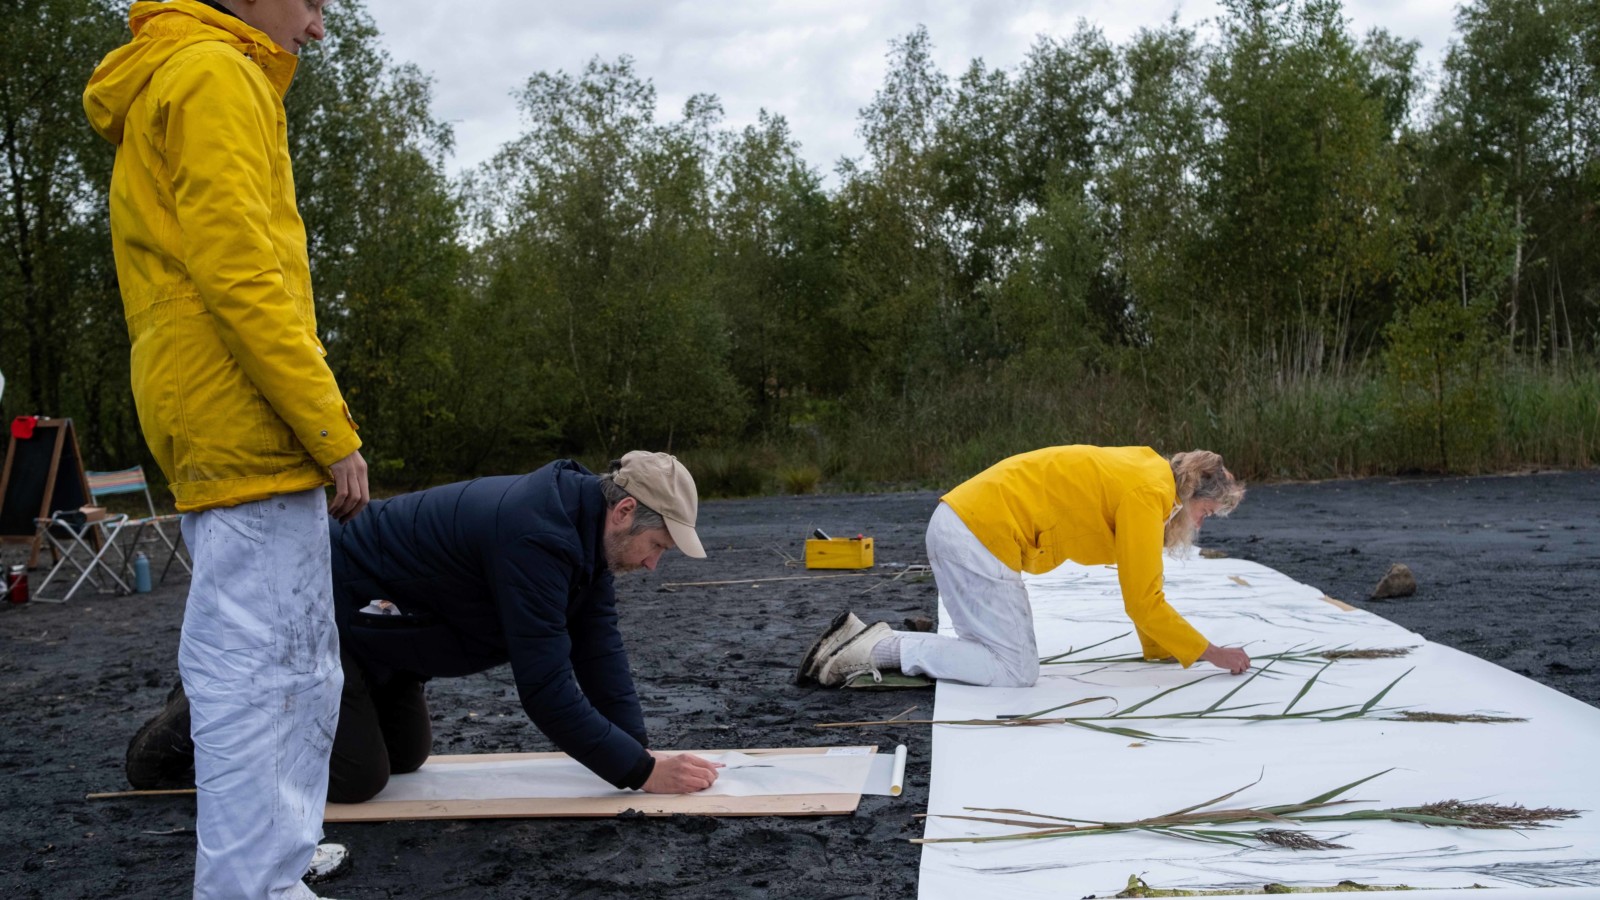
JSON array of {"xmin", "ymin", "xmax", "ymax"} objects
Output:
[{"xmin": 327, "ymin": 648, "xmax": 432, "ymax": 804}]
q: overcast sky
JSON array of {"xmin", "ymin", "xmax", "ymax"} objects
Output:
[{"xmin": 364, "ymin": 1, "xmax": 1461, "ymax": 180}]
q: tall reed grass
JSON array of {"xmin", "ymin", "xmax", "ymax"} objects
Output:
[{"xmin": 708, "ymin": 361, "xmax": 1600, "ymax": 494}]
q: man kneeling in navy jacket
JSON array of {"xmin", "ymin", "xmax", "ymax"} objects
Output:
[
  {"xmin": 127, "ymin": 451, "xmax": 721, "ymax": 798},
  {"xmin": 326, "ymin": 450, "xmax": 717, "ymax": 798}
]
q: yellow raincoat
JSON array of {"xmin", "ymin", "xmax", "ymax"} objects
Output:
[
  {"xmin": 941, "ymin": 446, "xmax": 1211, "ymax": 666},
  {"xmin": 84, "ymin": 0, "xmax": 358, "ymax": 512}
]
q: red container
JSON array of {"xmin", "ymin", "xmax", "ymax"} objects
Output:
[{"xmin": 5, "ymin": 565, "xmax": 27, "ymax": 605}]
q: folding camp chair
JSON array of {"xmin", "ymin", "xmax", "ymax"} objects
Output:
[
  {"xmin": 85, "ymin": 466, "xmax": 191, "ymax": 587},
  {"xmin": 31, "ymin": 508, "xmax": 132, "ymax": 602}
]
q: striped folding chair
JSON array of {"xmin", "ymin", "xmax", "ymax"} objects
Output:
[{"xmin": 86, "ymin": 466, "xmax": 191, "ymax": 588}]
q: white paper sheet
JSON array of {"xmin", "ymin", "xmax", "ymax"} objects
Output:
[
  {"xmin": 918, "ymin": 554, "xmax": 1600, "ymax": 898},
  {"xmin": 369, "ymin": 749, "xmax": 876, "ymax": 803}
]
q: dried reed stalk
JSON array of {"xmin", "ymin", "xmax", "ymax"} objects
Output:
[
  {"xmin": 818, "ymin": 660, "xmax": 1522, "ymax": 738},
  {"xmin": 915, "ymin": 770, "xmax": 1580, "ymax": 849},
  {"xmin": 1039, "ymin": 633, "xmax": 1417, "ymax": 667}
]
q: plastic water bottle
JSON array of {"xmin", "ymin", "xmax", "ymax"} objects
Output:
[{"xmin": 133, "ymin": 552, "xmax": 152, "ymax": 593}]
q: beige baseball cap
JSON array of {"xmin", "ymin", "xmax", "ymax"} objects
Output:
[{"xmin": 612, "ymin": 451, "xmax": 705, "ymax": 558}]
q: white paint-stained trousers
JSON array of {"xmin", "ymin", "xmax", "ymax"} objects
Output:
[
  {"xmin": 178, "ymin": 488, "xmax": 341, "ymax": 900},
  {"xmin": 896, "ymin": 502, "xmax": 1040, "ymax": 687}
]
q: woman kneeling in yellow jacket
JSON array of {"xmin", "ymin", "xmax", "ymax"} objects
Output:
[{"xmin": 799, "ymin": 446, "xmax": 1252, "ymax": 687}]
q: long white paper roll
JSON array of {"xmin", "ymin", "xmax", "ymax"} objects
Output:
[{"xmin": 890, "ymin": 744, "xmax": 908, "ymax": 797}]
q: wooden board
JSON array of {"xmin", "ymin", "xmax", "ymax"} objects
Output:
[
  {"xmin": 323, "ymin": 746, "xmax": 877, "ymax": 823},
  {"xmin": 1319, "ymin": 594, "xmax": 1357, "ymax": 611}
]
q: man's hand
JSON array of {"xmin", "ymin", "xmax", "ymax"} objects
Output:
[
  {"xmin": 641, "ymin": 752, "xmax": 723, "ymax": 794},
  {"xmin": 327, "ymin": 449, "xmax": 370, "ymax": 523},
  {"xmin": 1200, "ymin": 643, "xmax": 1251, "ymax": 675}
]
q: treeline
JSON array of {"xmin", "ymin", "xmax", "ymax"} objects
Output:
[{"xmin": 3, "ymin": 0, "xmax": 1598, "ymax": 496}]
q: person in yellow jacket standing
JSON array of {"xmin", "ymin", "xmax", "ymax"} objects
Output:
[
  {"xmin": 85, "ymin": 1, "xmax": 367, "ymax": 896},
  {"xmin": 800, "ymin": 447, "xmax": 1251, "ymax": 687}
]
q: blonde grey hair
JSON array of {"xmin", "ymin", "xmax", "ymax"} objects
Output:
[{"xmin": 1164, "ymin": 450, "xmax": 1245, "ymax": 553}]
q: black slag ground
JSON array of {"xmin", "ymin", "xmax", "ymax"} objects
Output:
[{"xmin": 2, "ymin": 471, "xmax": 1596, "ymax": 898}]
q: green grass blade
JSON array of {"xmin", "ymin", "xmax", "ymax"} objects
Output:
[
  {"xmin": 1286, "ymin": 703, "xmax": 1363, "ymax": 717},
  {"xmin": 1039, "ymin": 631, "xmax": 1132, "ymax": 664},
  {"xmin": 1282, "ymin": 659, "xmax": 1338, "ymax": 715},
  {"xmin": 1140, "ymin": 825, "xmax": 1255, "ymax": 848},
  {"xmin": 1201, "ymin": 656, "xmax": 1283, "ymax": 714},
  {"xmin": 1297, "ymin": 769, "xmax": 1395, "ymax": 807},
  {"xmin": 1358, "ymin": 668, "xmax": 1414, "ymax": 714},
  {"xmin": 1014, "ymin": 696, "xmax": 1115, "ymax": 720},
  {"xmin": 964, "ymin": 807, "xmax": 1101, "ymax": 825},
  {"xmin": 1116, "ymin": 673, "xmax": 1223, "ymax": 716},
  {"xmin": 1159, "ymin": 772, "xmax": 1264, "ymax": 818},
  {"xmin": 1065, "ymin": 719, "xmax": 1182, "ymax": 741}
]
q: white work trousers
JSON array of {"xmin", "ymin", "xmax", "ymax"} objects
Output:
[
  {"xmin": 898, "ymin": 502, "xmax": 1039, "ymax": 687},
  {"xmin": 178, "ymin": 488, "xmax": 341, "ymax": 900}
]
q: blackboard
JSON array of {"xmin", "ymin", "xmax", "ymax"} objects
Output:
[{"xmin": 0, "ymin": 418, "xmax": 91, "ymax": 567}]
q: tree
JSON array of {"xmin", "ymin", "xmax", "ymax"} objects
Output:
[
  {"xmin": 834, "ymin": 27, "xmax": 963, "ymax": 396},
  {"xmin": 1433, "ymin": 0, "xmax": 1593, "ymax": 356},
  {"xmin": 286, "ymin": 2, "xmax": 468, "ymax": 483},
  {"xmin": 477, "ymin": 57, "xmax": 743, "ymax": 458},
  {"xmin": 711, "ymin": 112, "xmax": 839, "ymax": 432},
  {"xmin": 1202, "ymin": 0, "xmax": 1408, "ymax": 373},
  {"xmin": 1384, "ymin": 186, "xmax": 1520, "ymax": 469},
  {"xmin": 1095, "ymin": 21, "xmax": 1209, "ymax": 361},
  {"xmin": 0, "ymin": 0, "xmax": 131, "ymax": 463}
]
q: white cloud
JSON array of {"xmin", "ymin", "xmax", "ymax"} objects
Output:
[{"xmin": 363, "ymin": 0, "xmax": 1458, "ymax": 179}]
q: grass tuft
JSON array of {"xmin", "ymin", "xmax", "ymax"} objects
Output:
[
  {"xmin": 916, "ymin": 772, "xmax": 1581, "ymax": 849},
  {"xmin": 1391, "ymin": 711, "xmax": 1526, "ymax": 724},
  {"xmin": 1392, "ymin": 801, "xmax": 1580, "ymax": 829},
  {"xmin": 778, "ymin": 464, "xmax": 822, "ymax": 495},
  {"xmin": 1254, "ymin": 829, "xmax": 1350, "ymax": 850}
]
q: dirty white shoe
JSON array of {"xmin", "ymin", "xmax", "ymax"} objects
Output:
[
  {"xmin": 303, "ymin": 842, "xmax": 351, "ymax": 886},
  {"xmin": 816, "ymin": 622, "xmax": 893, "ymax": 687},
  {"xmin": 797, "ymin": 611, "xmax": 868, "ymax": 685}
]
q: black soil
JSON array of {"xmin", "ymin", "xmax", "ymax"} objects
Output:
[{"xmin": 2, "ymin": 471, "xmax": 1597, "ymax": 898}]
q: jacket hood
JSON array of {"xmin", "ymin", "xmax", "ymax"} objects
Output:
[{"xmin": 84, "ymin": 0, "xmax": 295, "ymax": 145}]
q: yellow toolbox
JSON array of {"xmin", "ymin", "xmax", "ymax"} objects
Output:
[{"xmin": 805, "ymin": 536, "xmax": 874, "ymax": 569}]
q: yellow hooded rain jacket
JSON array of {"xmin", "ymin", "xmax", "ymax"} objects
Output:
[
  {"xmin": 84, "ymin": 0, "xmax": 358, "ymax": 512},
  {"xmin": 941, "ymin": 446, "xmax": 1211, "ymax": 667}
]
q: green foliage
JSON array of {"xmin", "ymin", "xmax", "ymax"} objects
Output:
[
  {"xmin": 24, "ymin": 0, "xmax": 1600, "ymax": 495},
  {"xmin": 712, "ymin": 112, "xmax": 839, "ymax": 433},
  {"xmin": 286, "ymin": 4, "xmax": 468, "ymax": 484},
  {"xmin": 1431, "ymin": 0, "xmax": 1599, "ymax": 359},
  {"xmin": 681, "ymin": 448, "xmax": 768, "ymax": 498},
  {"xmin": 1201, "ymin": 0, "xmax": 1408, "ymax": 374},
  {"xmin": 0, "ymin": 0, "xmax": 134, "ymax": 464},
  {"xmin": 1382, "ymin": 188, "xmax": 1518, "ymax": 469},
  {"xmin": 475, "ymin": 58, "xmax": 744, "ymax": 461},
  {"xmin": 778, "ymin": 465, "xmax": 822, "ymax": 496}
]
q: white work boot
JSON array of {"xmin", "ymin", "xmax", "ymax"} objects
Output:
[
  {"xmin": 796, "ymin": 611, "xmax": 868, "ymax": 685},
  {"xmin": 816, "ymin": 622, "xmax": 894, "ymax": 687},
  {"xmin": 303, "ymin": 842, "xmax": 351, "ymax": 886}
]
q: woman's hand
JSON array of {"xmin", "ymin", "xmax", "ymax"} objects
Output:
[{"xmin": 1199, "ymin": 643, "xmax": 1251, "ymax": 675}]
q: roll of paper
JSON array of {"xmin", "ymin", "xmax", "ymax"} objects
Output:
[{"xmin": 890, "ymin": 744, "xmax": 908, "ymax": 797}]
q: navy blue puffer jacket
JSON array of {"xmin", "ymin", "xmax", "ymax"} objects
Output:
[{"xmin": 328, "ymin": 460, "xmax": 653, "ymax": 789}]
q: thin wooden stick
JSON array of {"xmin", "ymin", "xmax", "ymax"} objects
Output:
[
  {"xmin": 660, "ymin": 573, "xmax": 878, "ymax": 588},
  {"xmin": 86, "ymin": 788, "xmax": 196, "ymax": 800}
]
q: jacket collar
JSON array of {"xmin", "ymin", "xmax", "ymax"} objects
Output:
[
  {"xmin": 563, "ymin": 465, "xmax": 610, "ymax": 579},
  {"xmin": 133, "ymin": 0, "xmax": 298, "ymax": 97},
  {"xmin": 196, "ymin": 0, "xmax": 241, "ymax": 22}
]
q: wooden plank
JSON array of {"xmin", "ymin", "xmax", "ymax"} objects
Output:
[
  {"xmin": 1319, "ymin": 594, "xmax": 1357, "ymax": 611},
  {"xmin": 323, "ymin": 746, "xmax": 877, "ymax": 823}
]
